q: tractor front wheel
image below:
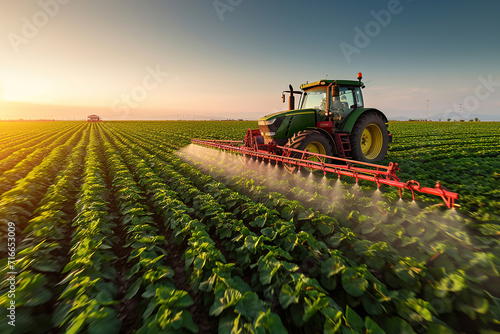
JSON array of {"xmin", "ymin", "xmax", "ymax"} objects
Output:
[
  {"xmin": 350, "ymin": 112, "xmax": 389, "ymax": 162},
  {"xmin": 284, "ymin": 130, "xmax": 334, "ymax": 173}
]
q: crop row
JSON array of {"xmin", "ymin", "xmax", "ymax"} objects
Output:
[
  {"xmin": 101, "ymin": 125, "xmax": 289, "ymax": 332},
  {"xmin": 0, "ymin": 123, "xmax": 87, "ymax": 193},
  {"xmin": 0, "ymin": 125, "xmax": 87, "ymax": 250},
  {"xmin": 0, "ymin": 126, "xmax": 89, "ymax": 333},
  {"xmin": 0, "ymin": 122, "xmax": 78, "ymax": 157},
  {"xmin": 106, "ymin": 123, "xmax": 467, "ymax": 332},
  {"xmin": 177, "ymin": 143, "xmax": 500, "ymax": 331},
  {"xmin": 1, "ymin": 120, "xmax": 498, "ymax": 333},
  {"xmin": 98, "ymin": 126, "xmax": 200, "ymax": 333}
]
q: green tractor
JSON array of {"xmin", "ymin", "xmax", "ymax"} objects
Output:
[{"xmin": 253, "ymin": 73, "xmax": 391, "ymax": 164}]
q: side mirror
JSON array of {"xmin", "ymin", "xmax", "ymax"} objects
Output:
[{"xmin": 282, "ymin": 93, "xmax": 285, "ymax": 103}]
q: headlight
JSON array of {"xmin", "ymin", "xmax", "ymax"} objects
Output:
[
  {"xmin": 264, "ymin": 132, "xmax": 275, "ymax": 137},
  {"xmin": 258, "ymin": 118, "xmax": 277, "ymax": 126}
]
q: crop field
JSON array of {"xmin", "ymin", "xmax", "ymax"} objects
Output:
[{"xmin": 1, "ymin": 120, "xmax": 499, "ymax": 333}]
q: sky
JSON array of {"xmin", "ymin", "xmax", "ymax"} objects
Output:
[{"xmin": 1, "ymin": 0, "xmax": 499, "ymax": 120}]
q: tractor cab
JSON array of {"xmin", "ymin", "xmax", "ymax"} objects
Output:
[
  {"xmin": 299, "ymin": 78, "xmax": 365, "ymax": 127},
  {"xmin": 257, "ymin": 73, "xmax": 390, "ymax": 163}
]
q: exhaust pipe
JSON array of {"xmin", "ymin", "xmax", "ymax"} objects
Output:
[
  {"xmin": 288, "ymin": 84, "xmax": 295, "ymax": 110},
  {"xmin": 282, "ymin": 84, "xmax": 302, "ymax": 110}
]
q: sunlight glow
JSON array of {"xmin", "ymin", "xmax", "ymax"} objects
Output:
[{"xmin": 1, "ymin": 71, "xmax": 55, "ymax": 104}]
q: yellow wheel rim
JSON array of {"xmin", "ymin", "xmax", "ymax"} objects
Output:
[
  {"xmin": 305, "ymin": 141, "xmax": 326, "ymax": 164},
  {"xmin": 305, "ymin": 141, "xmax": 326, "ymax": 155},
  {"xmin": 360, "ymin": 124, "xmax": 383, "ymax": 159}
]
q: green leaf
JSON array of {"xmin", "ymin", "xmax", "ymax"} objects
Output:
[
  {"xmin": 434, "ymin": 271, "xmax": 467, "ymax": 296},
  {"xmin": 279, "ymin": 284, "xmax": 299, "ymax": 309},
  {"xmin": 235, "ymin": 292, "xmax": 264, "ymax": 319},
  {"xmin": 254, "ymin": 309, "xmax": 287, "ymax": 334},
  {"xmin": 252, "ymin": 215, "xmax": 266, "ymax": 228},
  {"xmin": 88, "ymin": 316, "xmax": 122, "ymax": 334},
  {"xmin": 199, "ymin": 273, "xmax": 216, "ymax": 292},
  {"xmin": 144, "ymin": 266, "xmax": 175, "ymax": 283},
  {"xmin": 209, "ymin": 288, "xmax": 242, "ymax": 316},
  {"xmin": 393, "ymin": 261, "xmax": 420, "ymax": 285},
  {"xmin": 426, "ymin": 323, "xmax": 454, "ymax": 334},
  {"xmin": 142, "ymin": 284, "xmax": 156, "ymax": 298},
  {"xmin": 194, "ymin": 254, "xmax": 207, "ymax": 271},
  {"xmin": 344, "ymin": 306, "xmax": 364, "ymax": 332},
  {"xmin": 261, "ymin": 227, "xmax": 276, "ymax": 239},
  {"xmin": 156, "ymin": 287, "xmax": 193, "ymax": 308},
  {"xmin": 126, "ymin": 263, "xmax": 141, "ymax": 279},
  {"xmin": 281, "ymin": 261, "xmax": 299, "ymax": 272},
  {"xmin": 362, "ymin": 295, "xmax": 383, "ymax": 316},
  {"xmin": 218, "ymin": 312, "xmax": 240, "ymax": 334},
  {"xmin": 317, "ymin": 221, "xmax": 334, "ymax": 236},
  {"xmin": 66, "ymin": 313, "xmax": 86, "ymax": 334},
  {"xmin": 383, "ymin": 317, "xmax": 415, "ymax": 334},
  {"xmin": 125, "ymin": 277, "xmax": 142, "ymax": 300},
  {"xmin": 280, "ymin": 206, "xmax": 294, "ymax": 220},
  {"xmin": 365, "ymin": 317, "xmax": 386, "ymax": 334},
  {"xmin": 407, "ymin": 298, "xmax": 433, "ymax": 322},
  {"xmin": 321, "ymin": 253, "xmax": 346, "ymax": 278},
  {"xmin": 457, "ymin": 295, "xmax": 490, "ymax": 317},
  {"xmin": 53, "ymin": 300, "xmax": 73, "ymax": 326},
  {"xmin": 259, "ymin": 257, "xmax": 281, "ymax": 285},
  {"xmin": 157, "ymin": 306, "xmax": 175, "ymax": 329},
  {"xmin": 303, "ymin": 296, "xmax": 328, "ymax": 323},
  {"xmin": 342, "ymin": 267, "xmax": 368, "ymax": 297},
  {"xmin": 95, "ymin": 289, "xmax": 114, "ymax": 305},
  {"xmin": 361, "ymin": 223, "xmax": 377, "ymax": 235},
  {"xmin": 143, "ymin": 300, "xmax": 158, "ymax": 320},
  {"xmin": 25, "ymin": 288, "xmax": 52, "ymax": 306},
  {"xmin": 328, "ymin": 234, "xmax": 343, "ymax": 248},
  {"xmin": 32, "ymin": 259, "xmax": 62, "ymax": 273},
  {"xmin": 180, "ymin": 310, "xmax": 199, "ymax": 333},
  {"xmin": 323, "ymin": 308, "xmax": 343, "ymax": 333}
]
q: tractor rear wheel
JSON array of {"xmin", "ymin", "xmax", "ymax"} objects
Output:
[
  {"xmin": 284, "ymin": 130, "xmax": 334, "ymax": 173},
  {"xmin": 350, "ymin": 111, "xmax": 388, "ymax": 162}
]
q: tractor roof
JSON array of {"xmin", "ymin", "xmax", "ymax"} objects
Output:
[{"xmin": 300, "ymin": 79, "xmax": 363, "ymax": 90}]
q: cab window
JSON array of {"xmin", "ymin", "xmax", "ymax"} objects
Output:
[
  {"xmin": 354, "ymin": 87, "xmax": 364, "ymax": 108},
  {"xmin": 339, "ymin": 87, "xmax": 355, "ymax": 109}
]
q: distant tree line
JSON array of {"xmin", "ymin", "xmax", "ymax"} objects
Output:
[{"xmin": 406, "ymin": 118, "xmax": 481, "ymax": 122}]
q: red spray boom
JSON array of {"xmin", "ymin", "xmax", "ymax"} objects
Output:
[{"xmin": 191, "ymin": 138, "xmax": 458, "ymax": 208}]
